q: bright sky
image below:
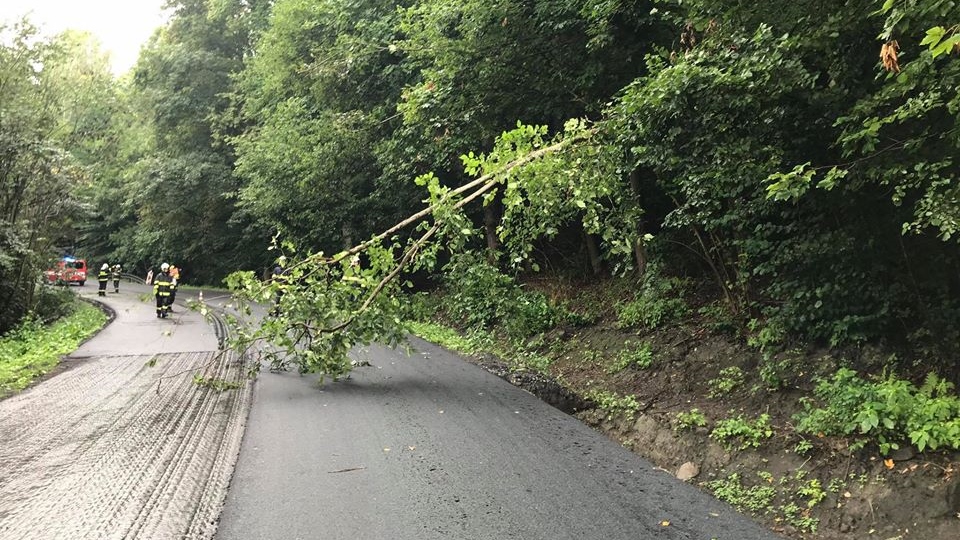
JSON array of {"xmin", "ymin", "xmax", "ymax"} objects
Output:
[{"xmin": 0, "ymin": 0, "xmax": 170, "ymax": 76}]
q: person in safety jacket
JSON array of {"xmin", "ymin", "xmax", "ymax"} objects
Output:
[
  {"xmin": 97, "ymin": 263, "xmax": 110, "ymax": 296},
  {"xmin": 168, "ymin": 265, "xmax": 180, "ymax": 308},
  {"xmin": 154, "ymin": 263, "xmax": 174, "ymax": 318},
  {"xmin": 111, "ymin": 264, "xmax": 122, "ymax": 293}
]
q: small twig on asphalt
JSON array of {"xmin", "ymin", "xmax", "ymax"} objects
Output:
[{"xmin": 328, "ymin": 466, "xmax": 366, "ymax": 474}]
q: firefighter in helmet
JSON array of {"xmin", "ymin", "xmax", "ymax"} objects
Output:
[
  {"xmin": 97, "ymin": 263, "xmax": 110, "ymax": 296},
  {"xmin": 111, "ymin": 264, "xmax": 122, "ymax": 293},
  {"xmin": 154, "ymin": 263, "xmax": 174, "ymax": 318}
]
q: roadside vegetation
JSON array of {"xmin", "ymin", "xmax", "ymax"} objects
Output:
[{"xmin": 0, "ymin": 297, "xmax": 107, "ymax": 398}]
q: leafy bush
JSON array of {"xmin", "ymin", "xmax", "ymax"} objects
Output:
[
  {"xmin": 615, "ymin": 265, "xmax": 688, "ymax": 330},
  {"xmin": 675, "ymin": 408, "xmax": 708, "ymax": 431},
  {"xmin": 710, "ymin": 413, "xmax": 774, "ymax": 450},
  {"xmin": 400, "ymin": 291, "xmax": 439, "ymax": 322},
  {"xmin": 795, "ymin": 368, "xmax": 960, "ymax": 454},
  {"xmin": 502, "ymin": 290, "xmax": 556, "ymax": 341},
  {"xmin": 587, "ymin": 390, "xmax": 641, "ymax": 420},
  {"xmin": 442, "ymin": 254, "xmax": 517, "ymax": 328},
  {"xmin": 31, "ymin": 286, "xmax": 76, "ymax": 323},
  {"xmin": 704, "ymin": 473, "xmax": 776, "ymax": 514},
  {"xmin": 708, "ymin": 366, "xmax": 746, "ymax": 398},
  {"xmin": 441, "ymin": 254, "xmax": 558, "ymax": 341},
  {"xmin": 607, "ymin": 340, "xmax": 654, "ymax": 374}
]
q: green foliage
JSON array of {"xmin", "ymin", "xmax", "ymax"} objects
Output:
[
  {"xmin": 756, "ymin": 349, "xmax": 811, "ymax": 390},
  {"xmin": 400, "ymin": 292, "xmax": 439, "ymax": 323},
  {"xmin": 442, "ymin": 253, "xmax": 524, "ymax": 329},
  {"xmin": 586, "ymin": 390, "xmax": 642, "ymax": 421},
  {"xmin": 795, "ymin": 477, "xmax": 827, "ymax": 508},
  {"xmin": 615, "ymin": 272, "xmax": 689, "ymax": 330},
  {"xmin": 0, "ymin": 301, "xmax": 107, "ymax": 397},
  {"xmin": 710, "ymin": 413, "xmax": 774, "ymax": 450},
  {"xmin": 222, "ymin": 240, "xmax": 410, "ymax": 378},
  {"xmin": 708, "ymin": 366, "xmax": 746, "ymax": 398},
  {"xmin": 406, "ymin": 320, "xmax": 491, "ymax": 355},
  {"xmin": 793, "ymin": 438, "xmax": 814, "ymax": 455},
  {"xmin": 0, "ymin": 20, "xmax": 93, "ymax": 332},
  {"xmin": 675, "ymin": 408, "xmax": 708, "ymax": 431},
  {"xmin": 704, "ymin": 473, "xmax": 777, "ymax": 514},
  {"xmin": 705, "ymin": 469, "xmax": 822, "ymax": 533},
  {"xmin": 442, "ymin": 253, "xmax": 557, "ymax": 340},
  {"xmin": 779, "ymin": 502, "xmax": 818, "ymax": 533},
  {"xmin": 795, "ymin": 368, "xmax": 960, "ymax": 454},
  {"xmin": 30, "ymin": 287, "xmax": 79, "ymax": 324},
  {"xmin": 607, "ymin": 340, "xmax": 654, "ymax": 374}
]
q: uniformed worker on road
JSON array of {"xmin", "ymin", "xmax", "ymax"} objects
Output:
[
  {"xmin": 154, "ymin": 263, "xmax": 174, "ymax": 318},
  {"xmin": 169, "ymin": 265, "xmax": 180, "ymax": 307},
  {"xmin": 111, "ymin": 264, "xmax": 122, "ymax": 293},
  {"xmin": 97, "ymin": 263, "xmax": 109, "ymax": 297}
]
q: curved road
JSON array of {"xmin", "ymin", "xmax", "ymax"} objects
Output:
[
  {"xmin": 0, "ymin": 282, "xmax": 249, "ymax": 540},
  {"xmin": 0, "ymin": 282, "xmax": 782, "ymax": 540}
]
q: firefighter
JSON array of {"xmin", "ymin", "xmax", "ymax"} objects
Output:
[
  {"xmin": 97, "ymin": 263, "xmax": 109, "ymax": 296},
  {"xmin": 154, "ymin": 263, "xmax": 174, "ymax": 318},
  {"xmin": 168, "ymin": 265, "xmax": 180, "ymax": 308},
  {"xmin": 111, "ymin": 264, "xmax": 122, "ymax": 293}
]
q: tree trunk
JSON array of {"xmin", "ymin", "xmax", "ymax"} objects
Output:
[
  {"xmin": 583, "ymin": 229, "xmax": 602, "ymax": 275},
  {"xmin": 483, "ymin": 202, "xmax": 500, "ymax": 264},
  {"xmin": 629, "ymin": 169, "xmax": 647, "ymax": 276},
  {"xmin": 341, "ymin": 223, "xmax": 354, "ymax": 251}
]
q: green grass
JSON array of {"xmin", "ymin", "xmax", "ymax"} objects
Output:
[
  {"xmin": 0, "ymin": 301, "xmax": 107, "ymax": 398},
  {"xmin": 405, "ymin": 320, "xmax": 487, "ymax": 354}
]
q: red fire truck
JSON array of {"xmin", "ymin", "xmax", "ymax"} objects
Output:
[{"xmin": 45, "ymin": 257, "xmax": 88, "ymax": 286}]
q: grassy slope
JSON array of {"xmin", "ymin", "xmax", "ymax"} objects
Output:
[{"xmin": 0, "ymin": 300, "xmax": 107, "ymax": 398}]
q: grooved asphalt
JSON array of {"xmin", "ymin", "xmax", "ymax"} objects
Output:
[{"xmin": 0, "ymin": 283, "xmax": 251, "ymax": 540}]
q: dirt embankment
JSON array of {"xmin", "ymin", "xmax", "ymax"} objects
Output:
[{"xmin": 466, "ymin": 314, "xmax": 960, "ymax": 540}]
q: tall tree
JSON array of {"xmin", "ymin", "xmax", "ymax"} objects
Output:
[{"xmin": 0, "ymin": 21, "xmax": 101, "ymax": 331}]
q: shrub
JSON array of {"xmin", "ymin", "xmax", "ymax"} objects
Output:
[
  {"xmin": 708, "ymin": 366, "xmax": 746, "ymax": 398},
  {"xmin": 502, "ymin": 290, "xmax": 556, "ymax": 341},
  {"xmin": 704, "ymin": 473, "xmax": 776, "ymax": 514},
  {"xmin": 587, "ymin": 390, "xmax": 641, "ymax": 420},
  {"xmin": 615, "ymin": 264, "xmax": 688, "ymax": 330},
  {"xmin": 441, "ymin": 254, "xmax": 558, "ymax": 340},
  {"xmin": 795, "ymin": 368, "xmax": 960, "ymax": 454},
  {"xmin": 675, "ymin": 408, "xmax": 708, "ymax": 431},
  {"xmin": 400, "ymin": 291, "xmax": 438, "ymax": 322},
  {"xmin": 607, "ymin": 340, "xmax": 654, "ymax": 374},
  {"xmin": 711, "ymin": 413, "xmax": 774, "ymax": 450},
  {"xmin": 442, "ymin": 254, "xmax": 516, "ymax": 328}
]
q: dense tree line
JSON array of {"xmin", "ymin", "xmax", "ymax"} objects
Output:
[
  {"xmin": 3, "ymin": 0, "xmax": 958, "ymax": 376},
  {"xmin": 0, "ymin": 21, "xmax": 118, "ymax": 332}
]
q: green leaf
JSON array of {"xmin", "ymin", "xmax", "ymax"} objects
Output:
[{"xmin": 919, "ymin": 26, "xmax": 945, "ymax": 48}]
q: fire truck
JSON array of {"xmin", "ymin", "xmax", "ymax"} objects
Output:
[{"xmin": 45, "ymin": 257, "xmax": 88, "ymax": 286}]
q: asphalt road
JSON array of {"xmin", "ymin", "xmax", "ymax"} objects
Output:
[{"xmin": 216, "ymin": 337, "xmax": 783, "ymax": 540}]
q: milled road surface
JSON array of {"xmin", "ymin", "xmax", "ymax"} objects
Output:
[{"xmin": 0, "ymin": 283, "xmax": 250, "ymax": 540}]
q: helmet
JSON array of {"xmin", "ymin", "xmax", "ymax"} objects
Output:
[
  {"xmin": 161, "ymin": 263, "xmax": 170, "ymax": 271},
  {"xmin": 102, "ymin": 263, "xmax": 109, "ymax": 270}
]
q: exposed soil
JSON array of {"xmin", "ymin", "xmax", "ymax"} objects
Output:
[{"xmin": 458, "ymin": 278, "xmax": 960, "ymax": 540}]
